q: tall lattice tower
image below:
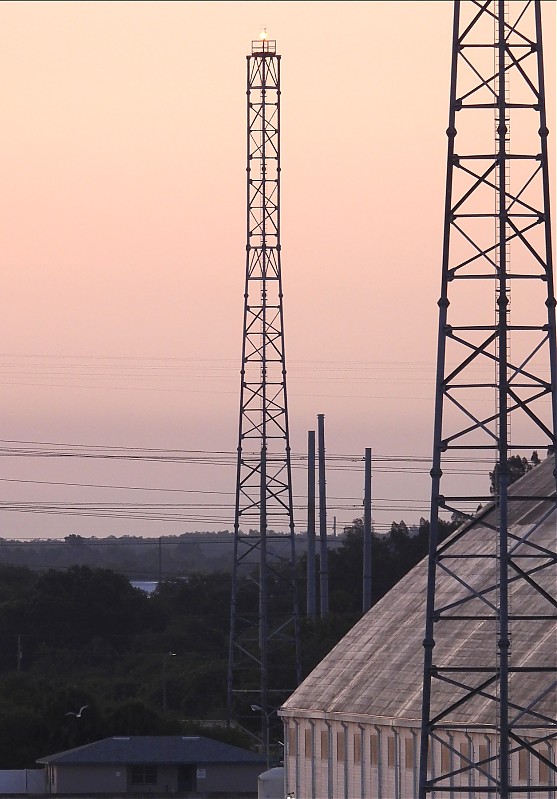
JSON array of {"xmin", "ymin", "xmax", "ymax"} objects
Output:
[
  {"xmin": 227, "ymin": 33, "xmax": 301, "ymax": 755},
  {"xmin": 420, "ymin": 2, "xmax": 556, "ymax": 797}
]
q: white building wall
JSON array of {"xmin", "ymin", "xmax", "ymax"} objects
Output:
[{"xmin": 284, "ymin": 717, "xmax": 555, "ymax": 799}]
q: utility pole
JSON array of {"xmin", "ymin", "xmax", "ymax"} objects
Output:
[
  {"xmin": 317, "ymin": 414, "xmax": 328, "ymax": 617},
  {"xmin": 362, "ymin": 448, "xmax": 372, "ymax": 613},
  {"xmin": 306, "ymin": 430, "xmax": 317, "ymax": 619},
  {"xmin": 227, "ymin": 32, "xmax": 301, "ymax": 754},
  {"xmin": 419, "ymin": 3, "xmax": 557, "ymax": 797},
  {"xmin": 158, "ymin": 536, "xmax": 162, "ymax": 584}
]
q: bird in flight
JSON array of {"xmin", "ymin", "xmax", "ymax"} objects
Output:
[{"xmin": 65, "ymin": 705, "xmax": 89, "ymax": 718}]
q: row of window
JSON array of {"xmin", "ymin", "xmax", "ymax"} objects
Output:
[
  {"xmin": 292, "ymin": 728, "xmax": 552, "ymax": 782},
  {"xmin": 298, "ymin": 730, "xmax": 416, "ymax": 768}
]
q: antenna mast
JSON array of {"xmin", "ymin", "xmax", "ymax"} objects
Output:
[{"xmin": 227, "ymin": 32, "xmax": 301, "ymax": 758}]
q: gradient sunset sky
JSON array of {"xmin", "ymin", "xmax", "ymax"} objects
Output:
[{"xmin": 0, "ymin": 1, "xmax": 555, "ymax": 538}]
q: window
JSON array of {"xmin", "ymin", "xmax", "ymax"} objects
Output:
[
  {"xmin": 441, "ymin": 744, "xmax": 450, "ymax": 773},
  {"xmin": 538, "ymin": 752, "xmax": 549, "ymax": 783},
  {"xmin": 130, "ymin": 766, "xmax": 157, "ymax": 786},
  {"xmin": 388, "ymin": 737, "xmax": 395, "ymax": 768},
  {"xmin": 354, "ymin": 733, "xmax": 361, "ymax": 765},
  {"xmin": 518, "ymin": 749, "xmax": 528, "ymax": 781},
  {"xmin": 460, "ymin": 741, "xmax": 469, "ymax": 766},
  {"xmin": 321, "ymin": 729, "xmax": 329, "ymax": 760},
  {"xmin": 405, "ymin": 738, "xmax": 414, "ymax": 770},
  {"xmin": 304, "ymin": 728, "xmax": 311, "ymax": 759},
  {"xmin": 288, "ymin": 727, "xmax": 296, "ymax": 757},
  {"xmin": 336, "ymin": 730, "xmax": 345, "ymax": 762},
  {"xmin": 478, "ymin": 744, "xmax": 491, "ymax": 774},
  {"xmin": 370, "ymin": 734, "xmax": 379, "ymax": 767}
]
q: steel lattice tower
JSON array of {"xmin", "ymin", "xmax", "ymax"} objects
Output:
[
  {"xmin": 227, "ymin": 35, "xmax": 301, "ymax": 753},
  {"xmin": 419, "ymin": 2, "xmax": 556, "ymax": 797}
]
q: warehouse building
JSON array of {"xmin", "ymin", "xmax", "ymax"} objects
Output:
[{"xmin": 280, "ymin": 458, "xmax": 556, "ymax": 799}]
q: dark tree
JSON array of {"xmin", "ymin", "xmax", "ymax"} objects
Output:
[{"xmin": 489, "ymin": 451, "xmax": 541, "ymax": 495}]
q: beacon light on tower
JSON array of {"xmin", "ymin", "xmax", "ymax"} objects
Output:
[{"xmin": 252, "ymin": 27, "xmax": 275, "ymax": 54}]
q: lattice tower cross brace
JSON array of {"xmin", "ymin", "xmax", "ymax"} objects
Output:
[{"xmin": 419, "ymin": 2, "xmax": 557, "ymax": 797}]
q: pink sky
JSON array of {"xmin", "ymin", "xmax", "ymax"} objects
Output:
[{"xmin": 0, "ymin": 1, "xmax": 554, "ymax": 538}]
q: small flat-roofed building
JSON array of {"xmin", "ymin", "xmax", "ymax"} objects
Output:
[
  {"xmin": 37, "ymin": 735, "xmax": 266, "ymax": 796},
  {"xmin": 280, "ymin": 457, "xmax": 556, "ymax": 799}
]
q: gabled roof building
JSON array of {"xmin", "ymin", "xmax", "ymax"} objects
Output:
[{"xmin": 280, "ymin": 457, "xmax": 556, "ymax": 799}]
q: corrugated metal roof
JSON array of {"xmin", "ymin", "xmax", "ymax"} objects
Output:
[
  {"xmin": 37, "ymin": 736, "xmax": 265, "ymax": 766},
  {"xmin": 282, "ymin": 457, "xmax": 557, "ymax": 727}
]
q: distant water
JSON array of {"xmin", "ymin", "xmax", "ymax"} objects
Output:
[{"xmin": 131, "ymin": 580, "xmax": 158, "ymax": 594}]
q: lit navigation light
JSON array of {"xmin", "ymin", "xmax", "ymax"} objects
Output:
[{"xmin": 260, "ymin": 27, "xmax": 268, "ymax": 40}]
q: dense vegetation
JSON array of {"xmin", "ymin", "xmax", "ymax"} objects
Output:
[
  {"xmin": 0, "ymin": 517, "xmax": 454, "ymax": 768},
  {"xmin": 0, "ymin": 533, "xmax": 246, "ymax": 579},
  {"xmin": 488, "ymin": 450, "xmax": 540, "ymax": 495}
]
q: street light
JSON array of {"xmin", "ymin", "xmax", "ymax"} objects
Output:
[
  {"xmin": 251, "ymin": 703, "xmax": 276, "ymax": 772},
  {"xmin": 162, "ymin": 652, "xmax": 176, "ymax": 712}
]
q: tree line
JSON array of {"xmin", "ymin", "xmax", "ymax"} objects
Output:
[
  {"xmin": 0, "ymin": 516, "xmax": 450, "ymax": 768},
  {"xmin": 0, "ymin": 531, "xmax": 310, "ymax": 580}
]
